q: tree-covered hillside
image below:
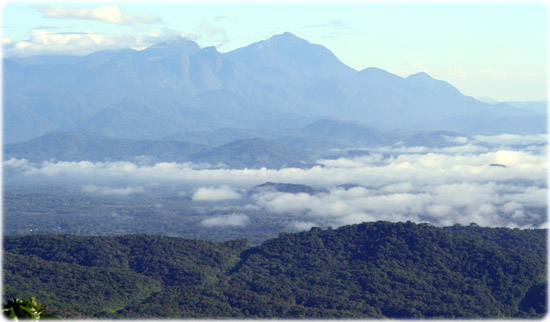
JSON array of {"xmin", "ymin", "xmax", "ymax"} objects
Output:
[{"xmin": 3, "ymin": 222, "xmax": 546, "ymax": 318}]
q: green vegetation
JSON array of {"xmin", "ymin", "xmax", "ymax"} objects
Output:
[
  {"xmin": 3, "ymin": 297, "xmax": 57, "ymax": 320},
  {"xmin": 2, "ymin": 183, "xmax": 286, "ymax": 245},
  {"xmin": 3, "ymin": 221, "xmax": 546, "ymax": 318}
]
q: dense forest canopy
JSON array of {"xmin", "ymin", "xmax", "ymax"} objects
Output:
[{"xmin": 3, "ymin": 221, "xmax": 546, "ymax": 319}]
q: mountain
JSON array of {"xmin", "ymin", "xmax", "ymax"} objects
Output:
[
  {"xmin": 3, "ymin": 130, "xmax": 210, "ymax": 163},
  {"xmin": 287, "ymin": 119, "xmax": 470, "ymax": 150},
  {"xmin": 503, "ymin": 101, "xmax": 547, "ymax": 114},
  {"xmin": 3, "ymin": 33, "xmax": 545, "ymax": 143},
  {"xmin": 399, "ymin": 130, "xmax": 469, "ymax": 148},
  {"xmin": 294, "ymin": 119, "xmax": 398, "ymax": 147},
  {"xmin": 163, "ymin": 127, "xmax": 277, "ymax": 146},
  {"xmin": 188, "ymin": 137, "xmax": 315, "ymax": 169},
  {"xmin": 225, "ymin": 32, "xmax": 355, "ymax": 80},
  {"xmin": 3, "ymin": 222, "xmax": 546, "ymax": 318},
  {"xmin": 3, "ymin": 119, "xmax": 474, "ymax": 166},
  {"xmin": 476, "ymin": 96, "xmax": 500, "ymax": 104},
  {"xmin": 438, "ymin": 104, "xmax": 546, "ymax": 135},
  {"xmin": 249, "ymin": 182, "xmax": 323, "ymax": 195},
  {"xmin": 476, "ymin": 97, "xmax": 547, "ymax": 114}
]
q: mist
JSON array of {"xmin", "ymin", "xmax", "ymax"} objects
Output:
[{"xmin": 4, "ymin": 136, "xmax": 547, "ymax": 229}]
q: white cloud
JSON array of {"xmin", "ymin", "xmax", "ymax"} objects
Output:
[
  {"xmin": 5, "ymin": 136, "xmax": 547, "ymax": 229},
  {"xmin": 39, "ymin": 5, "xmax": 161, "ymax": 25},
  {"xmin": 408, "ymin": 61, "xmax": 424, "ymax": 67},
  {"xmin": 4, "ymin": 158, "xmax": 33, "ymax": 171},
  {"xmin": 200, "ymin": 213, "xmax": 249, "ymax": 227},
  {"xmin": 252, "ymin": 181, "xmax": 547, "ymax": 228},
  {"xmin": 289, "ymin": 221, "xmax": 318, "ymax": 231},
  {"xmin": 444, "ymin": 136, "xmax": 469, "ymax": 144},
  {"xmin": 82, "ymin": 184, "xmax": 144, "ymax": 196},
  {"xmin": 193, "ymin": 20, "xmax": 228, "ymax": 48},
  {"xmin": 473, "ymin": 134, "xmax": 548, "ymax": 146},
  {"xmin": 3, "ymin": 29, "xmax": 190, "ymax": 57},
  {"xmin": 6, "ymin": 145, "xmax": 546, "ymax": 188},
  {"xmin": 192, "ymin": 185, "xmax": 241, "ymax": 202}
]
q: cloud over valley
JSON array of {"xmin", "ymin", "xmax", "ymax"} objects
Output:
[
  {"xmin": 200, "ymin": 213, "xmax": 250, "ymax": 227},
  {"xmin": 4, "ymin": 137, "xmax": 547, "ymax": 230},
  {"xmin": 192, "ymin": 185, "xmax": 242, "ymax": 202}
]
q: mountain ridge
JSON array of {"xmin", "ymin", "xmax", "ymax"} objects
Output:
[
  {"xmin": 3, "ymin": 119, "xmax": 474, "ymax": 166},
  {"xmin": 3, "ymin": 221, "xmax": 546, "ymax": 318},
  {"xmin": 4, "ymin": 32, "xmax": 546, "ymax": 143}
]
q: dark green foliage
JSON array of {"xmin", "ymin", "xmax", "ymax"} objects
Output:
[
  {"xmin": 3, "ymin": 222, "xmax": 546, "ymax": 319},
  {"xmin": 3, "ymin": 235, "xmax": 244, "ymax": 318},
  {"xmin": 518, "ymin": 281, "xmax": 547, "ymax": 317},
  {"xmin": 444, "ymin": 223, "xmax": 547, "ymax": 258}
]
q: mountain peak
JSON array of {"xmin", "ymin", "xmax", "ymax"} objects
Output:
[
  {"xmin": 225, "ymin": 31, "xmax": 355, "ymax": 78},
  {"xmin": 263, "ymin": 32, "xmax": 310, "ymax": 49},
  {"xmin": 268, "ymin": 32, "xmax": 302, "ymax": 41},
  {"xmin": 407, "ymin": 72, "xmax": 433, "ymax": 80},
  {"xmin": 142, "ymin": 36, "xmax": 201, "ymax": 57}
]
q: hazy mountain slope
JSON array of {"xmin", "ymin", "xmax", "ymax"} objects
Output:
[
  {"xmin": 3, "ymin": 130, "xmax": 210, "ymax": 163},
  {"xmin": 3, "ymin": 33, "xmax": 545, "ymax": 143},
  {"xmin": 439, "ymin": 105, "xmax": 546, "ymax": 135},
  {"xmin": 188, "ymin": 137, "xmax": 314, "ymax": 169},
  {"xmin": 163, "ymin": 127, "xmax": 277, "ymax": 146},
  {"xmin": 3, "ymin": 119, "xmax": 474, "ymax": 166},
  {"xmin": 504, "ymin": 101, "xmax": 547, "ymax": 114},
  {"xmin": 476, "ymin": 98, "xmax": 547, "ymax": 114},
  {"xmin": 400, "ymin": 130, "xmax": 468, "ymax": 147},
  {"xmin": 225, "ymin": 32, "xmax": 356, "ymax": 80},
  {"xmin": 294, "ymin": 119, "xmax": 397, "ymax": 146}
]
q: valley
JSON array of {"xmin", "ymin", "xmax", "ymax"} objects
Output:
[{"xmin": 2, "ymin": 13, "xmax": 547, "ymax": 319}]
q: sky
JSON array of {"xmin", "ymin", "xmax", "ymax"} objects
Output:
[{"xmin": 1, "ymin": 1, "xmax": 548, "ymax": 101}]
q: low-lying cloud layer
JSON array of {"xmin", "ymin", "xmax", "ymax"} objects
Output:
[
  {"xmin": 192, "ymin": 185, "xmax": 241, "ymax": 202},
  {"xmin": 5, "ymin": 136, "xmax": 547, "ymax": 229},
  {"xmin": 200, "ymin": 213, "xmax": 250, "ymax": 227},
  {"xmin": 252, "ymin": 183, "xmax": 546, "ymax": 229},
  {"xmin": 5, "ymin": 147, "xmax": 546, "ymax": 187},
  {"xmin": 82, "ymin": 184, "xmax": 145, "ymax": 196}
]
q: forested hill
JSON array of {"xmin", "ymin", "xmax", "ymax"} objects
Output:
[{"xmin": 3, "ymin": 221, "xmax": 547, "ymax": 319}]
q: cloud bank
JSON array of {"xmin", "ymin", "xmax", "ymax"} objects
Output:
[
  {"xmin": 192, "ymin": 185, "xmax": 242, "ymax": 202},
  {"xmin": 200, "ymin": 213, "xmax": 250, "ymax": 227},
  {"xmin": 5, "ymin": 145, "xmax": 546, "ymax": 187},
  {"xmin": 4, "ymin": 5, "xmax": 230, "ymax": 57},
  {"xmin": 82, "ymin": 184, "xmax": 144, "ymax": 196},
  {"xmin": 3, "ymin": 29, "xmax": 191, "ymax": 57},
  {"xmin": 252, "ymin": 183, "xmax": 546, "ymax": 229},
  {"xmin": 4, "ymin": 136, "xmax": 547, "ymax": 229}
]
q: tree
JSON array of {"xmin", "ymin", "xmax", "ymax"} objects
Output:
[{"xmin": 3, "ymin": 297, "xmax": 57, "ymax": 320}]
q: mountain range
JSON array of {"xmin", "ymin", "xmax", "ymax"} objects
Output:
[
  {"xmin": 4, "ymin": 32, "xmax": 546, "ymax": 144},
  {"xmin": 4, "ymin": 119, "xmax": 474, "ymax": 168}
]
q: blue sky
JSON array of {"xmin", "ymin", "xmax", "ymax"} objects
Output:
[{"xmin": 1, "ymin": 1, "xmax": 548, "ymax": 101}]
